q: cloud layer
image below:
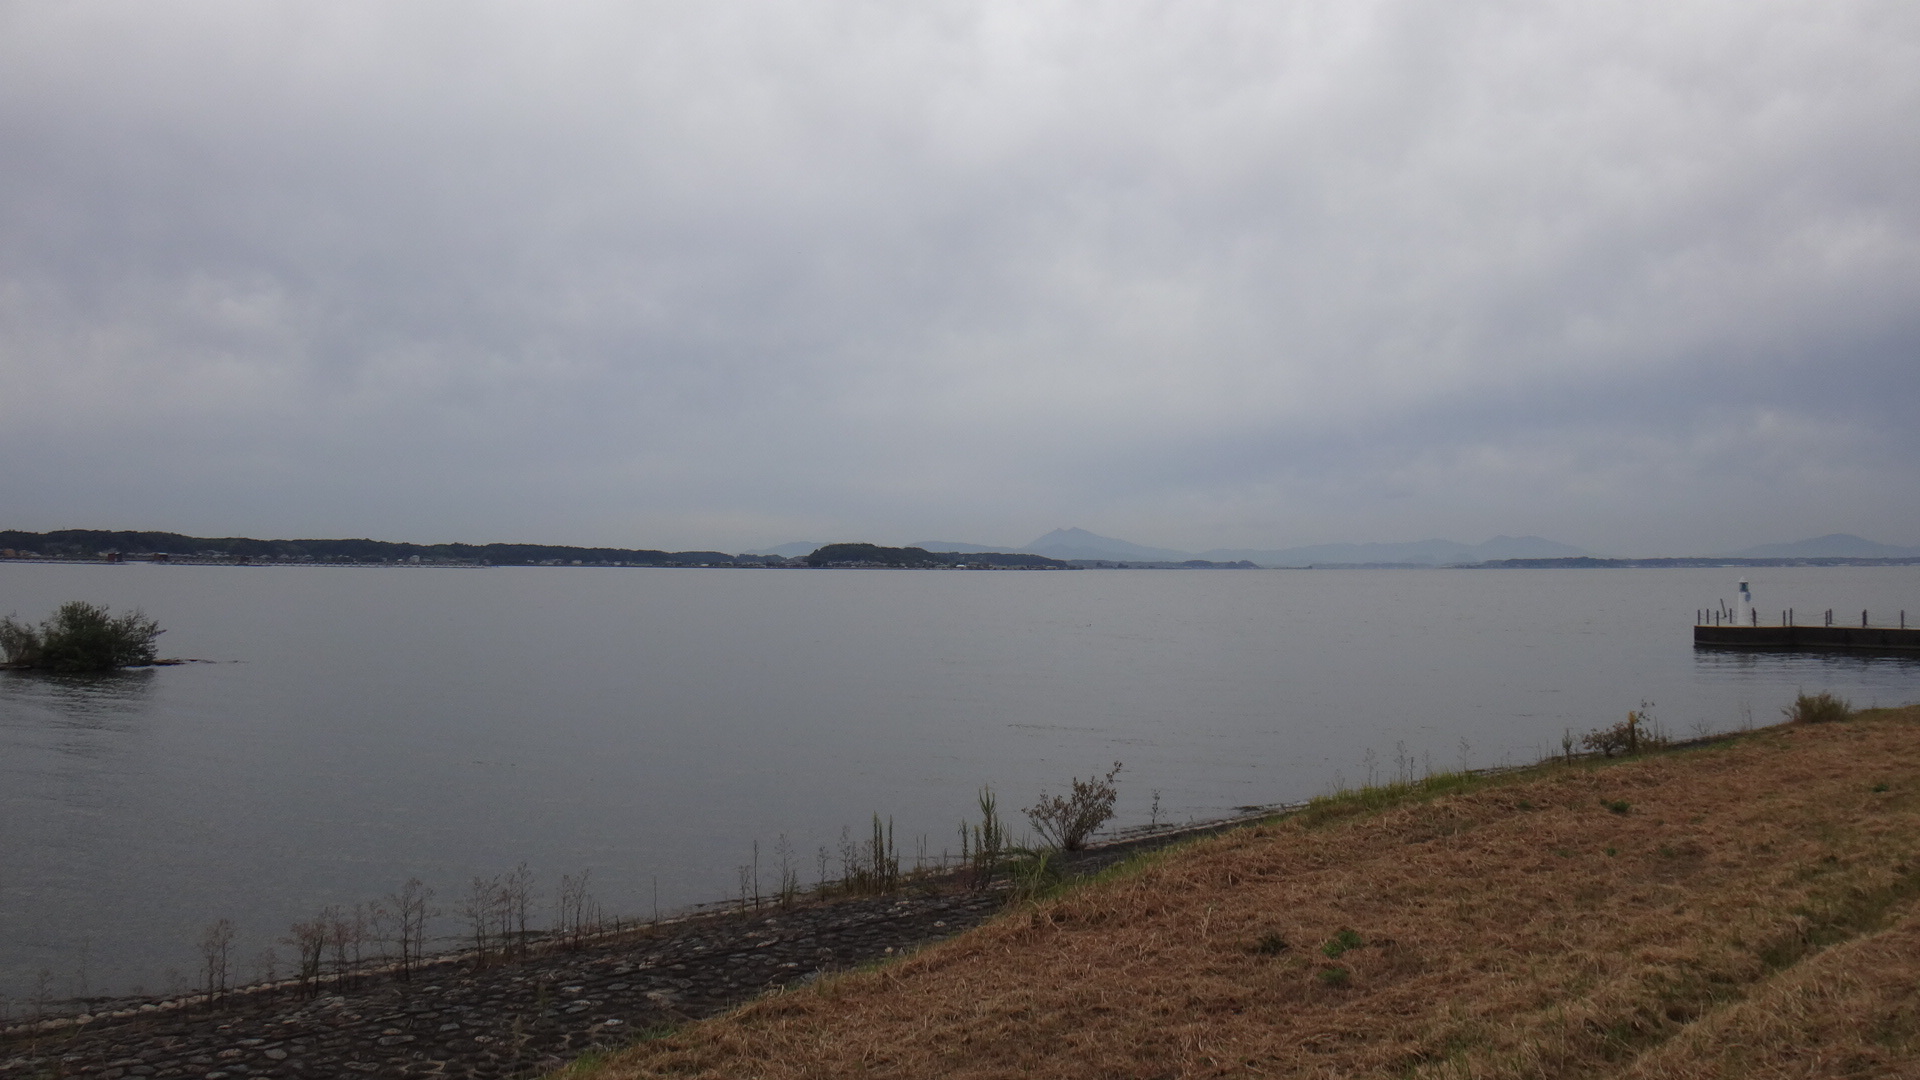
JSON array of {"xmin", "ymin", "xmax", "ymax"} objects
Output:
[{"xmin": 4, "ymin": 0, "xmax": 1917, "ymax": 552}]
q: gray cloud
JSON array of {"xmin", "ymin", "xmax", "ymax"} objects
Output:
[{"xmin": 3, "ymin": 0, "xmax": 1916, "ymax": 552}]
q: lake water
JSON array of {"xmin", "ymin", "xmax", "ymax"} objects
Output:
[{"xmin": 4, "ymin": 561, "xmax": 1918, "ymax": 1004}]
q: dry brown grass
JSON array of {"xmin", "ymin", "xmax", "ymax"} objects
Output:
[{"xmin": 589, "ymin": 705, "xmax": 1920, "ymax": 1079}]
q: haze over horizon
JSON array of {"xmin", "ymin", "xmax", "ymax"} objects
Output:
[{"xmin": 4, "ymin": 3, "xmax": 1917, "ymax": 555}]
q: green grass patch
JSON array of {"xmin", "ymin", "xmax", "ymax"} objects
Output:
[{"xmin": 1320, "ymin": 928, "xmax": 1364, "ymax": 957}]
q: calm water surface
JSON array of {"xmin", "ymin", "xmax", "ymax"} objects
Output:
[{"xmin": 4, "ymin": 562, "xmax": 1917, "ymax": 1001}]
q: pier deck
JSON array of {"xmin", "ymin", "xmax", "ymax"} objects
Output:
[{"xmin": 1694, "ymin": 624, "xmax": 1920, "ymax": 652}]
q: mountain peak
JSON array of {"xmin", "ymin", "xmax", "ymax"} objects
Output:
[
  {"xmin": 1736, "ymin": 534, "xmax": 1919, "ymax": 558},
  {"xmin": 1022, "ymin": 528, "xmax": 1192, "ymax": 562}
]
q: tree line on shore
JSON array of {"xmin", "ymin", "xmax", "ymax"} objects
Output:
[
  {"xmin": 0, "ymin": 529, "xmax": 760, "ymax": 567},
  {"xmin": 0, "ymin": 530, "xmax": 1078, "ymax": 569}
]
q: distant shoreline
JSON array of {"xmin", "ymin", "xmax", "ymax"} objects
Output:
[
  {"xmin": 4, "ymin": 553, "xmax": 1918, "ymax": 571},
  {"xmin": 4, "ymin": 528, "xmax": 1919, "ymax": 570}
]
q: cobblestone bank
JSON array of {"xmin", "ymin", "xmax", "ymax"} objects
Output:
[
  {"xmin": 2, "ymin": 815, "xmax": 1277, "ymax": 1080},
  {"xmin": 1, "ymin": 889, "xmax": 1005, "ymax": 1080}
]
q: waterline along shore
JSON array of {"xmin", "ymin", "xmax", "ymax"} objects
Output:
[
  {"xmin": 0, "ymin": 813, "xmax": 1297, "ymax": 1078},
  {"xmin": 581, "ymin": 705, "xmax": 1920, "ymax": 1078},
  {"xmin": 11, "ymin": 705, "xmax": 1920, "ymax": 1078}
]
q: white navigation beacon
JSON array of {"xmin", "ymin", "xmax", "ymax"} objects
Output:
[{"xmin": 1738, "ymin": 579, "xmax": 1752, "ymax": 625}]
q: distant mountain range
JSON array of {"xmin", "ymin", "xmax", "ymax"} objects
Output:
[
  {"xmin": 743, "ymin": 540, "xmax": 830, "ymax": 558},
  {"xmin": 1729, "ymin": 534, "xmax": 1920, "ymax": 559},
  {"xmin": 998, "ymin": 529, "xmax": 1588, "ymax": 566},
  {"xmin": 755, "ymin": 529, "xmax": 1920, "ymax": 566},
  {"xmin": 1018, "ymin": 528, "xmax": 1197, "ymax": 562},
  {"xmin": 1195, "ymin": 535, "xmax": 1590, "ymax": 567}
]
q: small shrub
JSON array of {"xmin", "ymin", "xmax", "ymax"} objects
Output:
[
  {"xmin": 1581, "ymin": 704, "xmax": 1668, "ymax": 757},
  {"xmin": 0, "ymin": 601, "xmax": 163, "ymax": 672},
  {"xmin": 1025, "ymin": 762, "xmax": 1123, "ymax": 852},
  {"xmin": 1784, "ymin": 692, "xmax": 1852, "ymax": 725},
  {"xmin": 1321, "ymin": 927, "xmax": 1364, "ymax": 958},
  {"xmin": 1605, "ymin": 800, "xmax": 1631, "ymax": 815},
  {"xmin": 1873, "ymin": 782, "xmax": 1891, "ymax": 793},
  {"xmin": 1004, "ymin": 849, "xmax": 1060, "ymax": 902},
  {"xmin": 1252, "ymin": 931, "xmax": 1289, "ymax": 956},
  {"xmin": 1317, "ymin": 965, "xmax": 1350, "ymax": 986}
]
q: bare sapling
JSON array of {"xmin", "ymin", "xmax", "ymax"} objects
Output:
[
  {"xmin": 198, "ymin": 918, "xmax": 233, "ymax": 1009},
  {"xmin": 462, "ymin": 875, "xmax": 502, "ymax": 966},
  {"xmin": 349, "ymin": 903, "xmax": 373, "ymax": 973},
  {"xmin": 283, "ymin": 916, "xmax": 327, "ymax": 996},
  {"xmin": 253, "ymin": 948, "xmax": 279, "ymax": 1000},
  {"xmin": 837, "ymin": 826, "xmax": 859, "ymax": 893},
  {"xmin": 501, "ymin": 864, "xmax": 535, "ymax": 959},
  {"xmin": 1025, "ymin": 762, "xmax": 1123, "ymax": 851},
  {"xmin": 75, "ymin": 939, "xmax": 91, "ymax": 1004},
  {"xmin": 384, "ymin": 878, "xmax": 434, "ymax": 979},
  {"xmin": 774, "ymin": 834, "xmax": 801, "ymax": 908},
  {"xmin": 326, "ymin": 905, "xmax": 366, "ymax": 989},
  {"xmin": 557, "ymin": 870, "xmax": 596, "ymax": 948}
]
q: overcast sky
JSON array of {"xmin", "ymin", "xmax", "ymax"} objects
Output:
[{"xmin": 3, "ymin": 1, "xmax": 1916, "ymax": 555}]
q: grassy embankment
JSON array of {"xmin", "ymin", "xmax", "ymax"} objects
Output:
[{"xmin": 575, "ymin": 704, "xmax": 1920, "ymax": 1078}]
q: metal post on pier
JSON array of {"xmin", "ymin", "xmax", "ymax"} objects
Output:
[{"xmin": 1863, "ymin": 610, "xmax": 1870, "ymax": 628}]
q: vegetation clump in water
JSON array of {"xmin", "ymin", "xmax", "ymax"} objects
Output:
[{"xmin": 0, "ymin": 600, "xmax": 163, "ymax": 671}]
